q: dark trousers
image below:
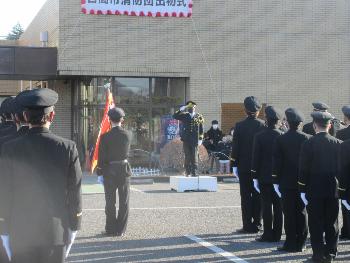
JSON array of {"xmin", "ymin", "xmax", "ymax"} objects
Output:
[
  {"xmin": 183, "ymin": 142, "xmax": 198, "ymax": 176},
  {"xmin": 12, "ymin": 245, "xmax": 65, "ymax": 263},
  {"xmin": 239, "ymin": 175, "xmax": 262, "ymax": 231},
  {"xmin": 104, "ymin": 176, "xmax": 130, "ymax": 234},
  {"xmin": 307, "ymin": 197, "xmax": 339, "ymax": 258},
  {"xmin": 282, "ymin": 189, "xmax": 308, "ymax": 249},
  {"xmin": 341, "ymin": 205, "xmax": 350, "ymax": 238},
  {"xmin": 260, "ymin": 184, "xmax": 283, "ymax": 240}
]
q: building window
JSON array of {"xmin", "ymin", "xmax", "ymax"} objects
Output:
[{"xmin": 74, "ymin": 77, "xmax": 187, "ymax": 170}]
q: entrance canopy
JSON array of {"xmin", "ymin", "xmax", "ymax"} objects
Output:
[{"xmin": 0, "ymin": 46, "xmax": 57, "ymax": 80}]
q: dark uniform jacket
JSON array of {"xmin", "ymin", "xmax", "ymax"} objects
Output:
[
  {"xmin": 0, "ymin": 126, "xmax": 29, "ymax": 155},
  {"xmin": 207, "ymin": 128, "xmax": 223, "ymax": 148},
  {"xmin": 336, "ymin": 125, "xmax": 350, "ymax": 141},
  {"xmin": 298, "ymin": 132, "xmax": 342, "ymax": 198},
  {"xmin": 273, "ymin": 130, "xmax": 310, "ymax": 190},
  {"xmin": 97, "ymin": 126, "xmax": 132, "ymax": 182},
  {"xmin": 0, "ymin": 127, "xmax": 82, "ymax": 250},
  {"xmin": 0, "ymin": 121, "xmax": 16, "ymax": 137},
  {"xmin": 339, "ymin": 140, "xmax": 350, "ymax": 200},
  {"xmin": 302, "ymin": 122, "xmax": 315, "ymax": 136},
  {"xmin": 231, "ymin": 116, "xmax": 265, "ymax": 174},
  {"xmin": 173, "ymin": 111, "xmax": 204, "ymax": 146},
  {"xmin": 337, "ymin": 126, "xmax": 350, "ymax": 199},
  {"xmin": 251, "ymin": 127, "xmax": 283, "ymax": 184}
]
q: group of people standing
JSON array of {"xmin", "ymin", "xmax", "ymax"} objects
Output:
[
  {"xmin": 0, "ymin": 88, "xmax": 83, "ymax": 263},
  {"xmin": 232, "ymin": 96, "xmax": 350, "ymax": 263}
]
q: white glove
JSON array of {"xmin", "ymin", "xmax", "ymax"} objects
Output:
[
  {"xmin": 198, "ymin": 140, "xmax": 203, "ymax": 146},
  {"xmin": 65, "ymin": 229, "xmax": 78, "ymax": 258},
  {"xmin": 253, "ymin": 179, "xmax": 260, "ymax": 193},
  {"xmin": 273, "ymin": 184, "xmax": 282, "ymax": 198},
  {"xmin": 180, "ymin": 106, "xmax": 187, "ymax": 111},
  {"xmin": 97, "ymin": 176, "xmax": 104, "ymax": 185},
  {"xmin": 300, "ymin": 193, "xmax": 308, "ymax": 206},
  {"xmin": 233, "ymin": 167, "xmax": 239, "ymax": 179},
  {"xmin": 342, "ymin": 200, "xmax": 350, "ymax": 211},
  {"xmin": 1, "ymin": 235, "xmax": 11, "ymax": 261}
]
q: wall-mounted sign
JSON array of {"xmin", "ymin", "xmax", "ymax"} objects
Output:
[{"xmin": 81, "ymin": 0, "xmax": 192, "ymax": 17}]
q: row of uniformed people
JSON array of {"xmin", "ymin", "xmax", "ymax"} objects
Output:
[
  {"xmin": 231, "ymin": 96, "xmax": 350, "ymax": 263},
  {"xmin": 0, "ymin": 89, "xmax": 83, "ymax": 263}
]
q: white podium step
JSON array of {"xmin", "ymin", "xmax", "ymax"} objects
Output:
[{"xmin": 170, "ymin": 176, "xmax": 217, "ymax": 192}]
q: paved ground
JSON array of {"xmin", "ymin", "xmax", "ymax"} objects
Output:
[{"xmin": 67, "ymin": 177, "xmax": 350, "ymax": 262}]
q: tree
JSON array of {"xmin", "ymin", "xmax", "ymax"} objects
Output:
[{"xmin": 6, "ymin": 23, "xmax": 24, "ymax": 40}]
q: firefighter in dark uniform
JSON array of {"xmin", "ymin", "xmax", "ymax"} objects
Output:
[
  {"xmin": 302, "ymin": 102, "xmax": 329, "ymax": 136},
  {"xmin": 231, "ymin": 96, "xmax": 265, "ymax": 233},
  {"xmin": 97, "ymin": 107, "xmax": 132, "ymax": 236},
  {"xmin": 0, "ymin": 91, "xmax": 30, "ymax": 152},
  {"xmin": 251, "ymin": 106, "xmax": 283, "ymax": 242},
  {"xmin": 0, "ymin": 97, "xmax": 17, "ymax": 138},
  {"xmin": 173, "ymin": 101, "xmax": 204, "ymax": 177},
  {"xmin": 299, "ymin": 111, "xmax": 341, "ymax": 263},
  {"xmin": 336, "ymin": 106, "xmax": 350, "ymax": 240},
  {"xmin": 0, "ymin": 88, "xmax": 83, "ymax": 263},
  {"xmin": 273, "ymin": 108, "xmax": 309, "ymax": 252}
]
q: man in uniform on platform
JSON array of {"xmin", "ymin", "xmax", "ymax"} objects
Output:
[
  {"xmin": 97, "ymin": 107, "xmax": 132, "ymax": 236},
  {"xmin": 231, "ymin": 96, "xmax": 265, "ymax": 233},
  {"xmin": 335, "ymin": 106, "xmax": 350, "ymax": 240},
  {"xmin": 0, "ymin": 88, "xmax": 83, "ymax": 263},
  {"xmin": 251, "ymin": 106, "xmax": 283, "ymax": 242},
  {"xmin": 273, "ymin": 108, "xmax": 309, "ymax": 252},
  {"xmin": 299, "ymin": 111, "xmax": 341, "ymax": 263},
  {"xmin": 173, "ymin": 101, "xmax": 204, "ymax": 177}
]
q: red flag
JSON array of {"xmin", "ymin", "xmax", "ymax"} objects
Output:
[{"xmin": 90, "ymin": 88, "xmax": 115, "ymax": 174}]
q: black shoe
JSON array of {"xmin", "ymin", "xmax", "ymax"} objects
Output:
[
  {"xmin": 255, "ymin": 236, "xmax": 278, "ymax": 242},
  {"xmin": 103, "ymin": 231, "xmax": 119, "ymax": 237},
  {"xmin": 236, "ymin": 228, "xmax": 258, "ymax": 234}
]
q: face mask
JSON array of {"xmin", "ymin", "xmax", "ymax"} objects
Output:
[
  {"xmin": 212, "ymin": 124, "xmax": 218, "ymax": 129},
  {"xmin": 188, "ymin": 108, "xmax": 194, "ymax": 114}
]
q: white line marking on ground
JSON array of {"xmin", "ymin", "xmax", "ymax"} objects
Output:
[
  {"xmin": 83, "ymin": 205, "xmax": 241, "ymax": 211},
  {"xmin": 130, "ymin": 187, "xmax": 145, "ymax": 193},
  {"xmin": 185, "ymin": 235, "xmax": 248, "ymax": 263}
]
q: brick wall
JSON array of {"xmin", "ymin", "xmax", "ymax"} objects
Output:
[
  {"xmin": 20, "ymin": 0, "xmax": 350, "ymax": 131},
  {"xmin": 0, "ymin": 81, "xmax": 20, "ymax": 95},
  {"xmin": 56, "ymin": 0, "xmax": 350, "ymax": 130},
  {"xmin": 49, "ymin": 80, "xmax": 72, "ymax": 139},
  {"xmin": 19, "ymin": 0, "xmax": 59, "ymax": 47}
]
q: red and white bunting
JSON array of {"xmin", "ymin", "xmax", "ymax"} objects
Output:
[{"xmin": 81, "ymin": 0, "xmax": 193, "ymax": 18}]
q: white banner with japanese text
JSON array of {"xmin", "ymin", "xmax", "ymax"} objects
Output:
[{"xmin": 81, "ymin": 0, "xmax": 193, "ymax": 17}]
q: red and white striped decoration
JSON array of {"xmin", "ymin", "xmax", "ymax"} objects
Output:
[{"xmin": 81, "ymin": 0, "xmax": 193, "ymax": 18}]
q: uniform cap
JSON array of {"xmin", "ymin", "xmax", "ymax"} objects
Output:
[
  {"xmin": 311, "ymin": 111, "xmax": 333, "ymax": 123},
  {"xmin": 312, "ymin": 102, "xmax": 329, "ymax": 111},
  {"xmin": 285, "ymin": 108, "xmax": 305, "ymax": 123},
  {"xmin": 17, "ymin": 88, "xmax": 58, "ymax": 113},
  {"xmin": 108, "ymin": 107, "xmax": 125, "ymax": 121},
  {"xmin": 0, "ymin": 96, "xmax": 15, "ymax": 114},
  {"xmin": 12, "ymin": 90, "xmax": 32, "ymax": 114},
  {"xmin": 212, "ymin": 120, "xmax": 218, "ymax": 124},
  {"xmin": 342, "ymin": 106, "xmax": 350, "ymax": 118},
  {"xmin": 265, "ymin": 106, "xmax": 283, "ymax": 120},
  {"xmin": 186, "ymin": 101, "xmax": 197, "ymax": 108},
  {"xmin": 244, "ymin": 96, "xmax": 262, "ymax": 112}
]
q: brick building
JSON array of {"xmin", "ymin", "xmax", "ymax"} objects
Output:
[{"xmin": 1, "ymin": 0, "xmax": 350, "ymax": 162}]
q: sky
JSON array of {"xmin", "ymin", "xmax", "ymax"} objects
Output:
[{"xmin": 0, "ymin": 0, "xmax": 47, "ymax": 37}]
